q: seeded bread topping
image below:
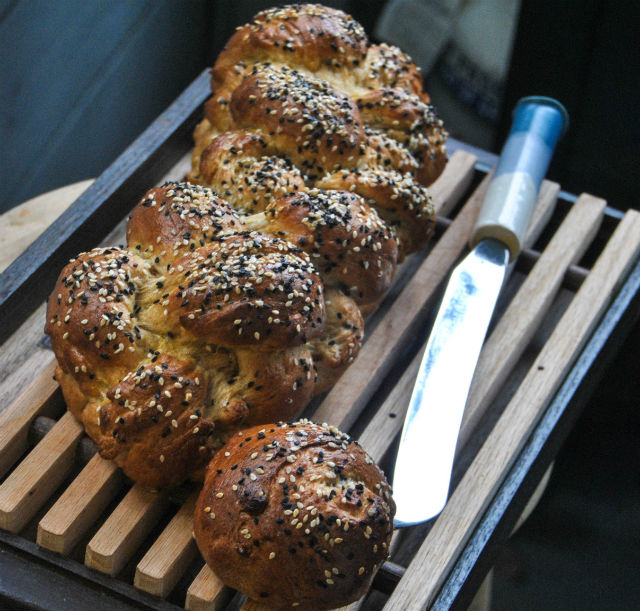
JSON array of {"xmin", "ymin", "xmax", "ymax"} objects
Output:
[
  {"xmin": 190, "ymin": 3, "xmax": 447, "ymax": 260},
  {"xmin": 45, "ymin": 4, "xmax": 446, "ymax": 491},
  {"xmin": 194, "ymin": 419, "xmax": 395, "ymax": 610}
]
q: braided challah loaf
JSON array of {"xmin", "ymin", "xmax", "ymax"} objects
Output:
[
  {"xmin": 191, "ymin": 4, "xmax": 447, "ymax": 257},
  {"xmin": 45, "ymin": 4, "xmax": 447, "ymax": 489}
]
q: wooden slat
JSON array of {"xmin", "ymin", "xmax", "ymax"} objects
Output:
[
  {"xmin": 85, "ymin": 484, "xmax": 169, "ymax": 576},
  {"xmin": 135, "ymin": 492, "xmax": 199, "ymax": 597},
  {"xmin": 314, "ymin": 175, "xmax": 558, "ymax": 431},
  {"xmin": 429, "ymin": 150, "xmax": 476, "ymax": 216},
  {"xmin": 458, "ymin": 193, "xmax": 606, "ymax": 448},
  {"xmin": 358, "ymin": 193, "xmax": 605, "ymax": 465},
  {"xmin": 0, "ymin": 411, "xmax": 83, "ymax": 532},
  {"xmin": 185, "ymin": 565, "xmax": 233, "ymax": 611},
  {"xmin": 0, "ymin": 354, "xmax": 60, "ymax": 478},
  {"xmin": 383, "ymin": 210, "xmax": 640, "ymax": 611},
  {"xmin": 37, "ymin": 454, "xmax": 121, "ymax": 555},
  {"xmin": 338, "ymin": 598, "xmax": 366, "ymax": 611}
]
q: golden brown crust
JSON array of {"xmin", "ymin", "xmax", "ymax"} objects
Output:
[
  {"xmin": 46, "ymin": 183, "xmax": 331, "ymax": 489},
  {"xmin": 126, "ymin": 183, "xmax": 243, "ymax": 268},
  {"xmin": 355, "ymin": 87, "xmax": 447, "ymax": 186},
  {"xmin": 193, "ymin": 419, "xmax": 395, "ymax": 610},
  {"xmin": 308, "ymin": 290, "xmax": 364, "ymax": 394},
  {"xmin": 46, "ymin": 4, "xmax": 447, "ymax": 492},
  {"xmin": 262, "ymin": 189, "xmax": 398, "ymax": 308},
  {"xmin": 211, "ymin": 4, "xmax": 369, "ymax": 92},
  {"xmin": 228, "ymin": 63, "xmax": 366, "ymax": 179},
  {"xmin": 138, "ymin": 233, "xmax": 325, "ymax": 350},
  {"xmin": 196, "ymin": 130, "xmax": 306, "ymax": 214},
  {"xmin": 45, "ymin": 247, "xmax": 150, "ymax": 397},
  {"xmin": 231, "ymin": 346, "xmax": 316, "ymax": 427},
  {"xmin": 360, "ymin": 42, "xmax": 426, "ymax": 95},
  {"xmin": 192, "ymin": 3, "xmax": 446, "ymax": 260},
  {"xmin": 316, "ymin": 168, "xmax": 436, "ymax": 258},
  {"xmin": 97, "ymin": 354, "xmax": 216, "ymax": 489}
]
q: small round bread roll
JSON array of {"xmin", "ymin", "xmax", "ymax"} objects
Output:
[{"xmin": 194, "ymin": 419, "xmax": 395, "ymax": 610}]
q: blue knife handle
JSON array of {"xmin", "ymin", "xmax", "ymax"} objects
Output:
[{"xmin": 471, "ymin": 96, "xmax": 569, "ymax": 258}]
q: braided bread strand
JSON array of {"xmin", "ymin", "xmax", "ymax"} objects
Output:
[{"xmin": 45, "ymin": 5, "xmax": 447, "ymax": 489}]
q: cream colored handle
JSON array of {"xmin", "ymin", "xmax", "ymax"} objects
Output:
[
  {"xmin": 471, "ymin": 170, "xmax": 538, "ymax": 258},
  {"xmin": 470, "ymin": 96, "xmax": 569, "ymax": 259}
]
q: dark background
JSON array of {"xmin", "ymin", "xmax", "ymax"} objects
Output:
[{"xmin": 1, "ymin": 1, "xmax": 638, "ymax": 608}]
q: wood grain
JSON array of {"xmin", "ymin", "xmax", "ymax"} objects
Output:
[
  {"xmin": 383, "ymin": 210, "xmax": 640, "ymax": 611},
  {"xmin": 0, "ymin": 355, "xmax": 61, "ymax": 478},
  {"xmin": 185, "ymin": 564, "xmax": 233, "ymax": 611},
  {"xmin": 135, "ymin": 492, "xmax": 199, "ymax": 598},
  {"xmin": 429, "ymin": 150, "xmax": 476, "ymax": 217},
  {"xmin": 459, "ymin": 193, "xmax": 606, "ymax": 448},
  {"xmin": 314, "ymin": 175, "xmax": 558, "ymax": 432},
  {"xmin": 0, "ymin": 411, "xmax": 83, "ymax": 533},
  {"xmin": 85, "ymin": 484, "xmax": 169, "ymax": 576},
  {"xmin": 37, "ymin": 454, "xmax": 122, "ymax": 555},
  {"xmin": 0, "ymin": 180, "xmax": 94, "ymax": 273}
]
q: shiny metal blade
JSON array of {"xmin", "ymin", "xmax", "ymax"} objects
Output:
[{"xmin": 393, "ymin": 239, "xmax": 509, "ymax": 527}]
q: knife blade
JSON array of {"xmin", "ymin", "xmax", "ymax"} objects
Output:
[{"xmin": 393, "ymin": 96, "xmax": 569, "ymax": 527}]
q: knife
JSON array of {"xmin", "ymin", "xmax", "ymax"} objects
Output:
[{"xmin": 392, "ymin": 96, "xmax": 569, "ymax": 527}]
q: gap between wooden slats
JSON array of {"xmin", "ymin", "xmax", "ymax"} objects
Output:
[
  {"xmin": 0, "ymin": 355, "xmax": 61, "ymax": 479},
  {"xmin": 0, "ymin": 411, "xmax": 83, "ymax": 532},
  {"xmin": 312, "ymin": 174, "xmax": 558, "ymax": 432},
  {"xmin": 382, "ymin": 210, "xmax": 640, "ymax": 611}
]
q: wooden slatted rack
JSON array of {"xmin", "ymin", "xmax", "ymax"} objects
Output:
[{"xmin": 1, "ymin": 70, "xmax": 639, "ymax": 611}]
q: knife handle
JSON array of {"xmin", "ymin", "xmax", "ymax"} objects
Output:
[{"xmin": 470, "ymin": 96, "xmax": 569, "ymax": 259}]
